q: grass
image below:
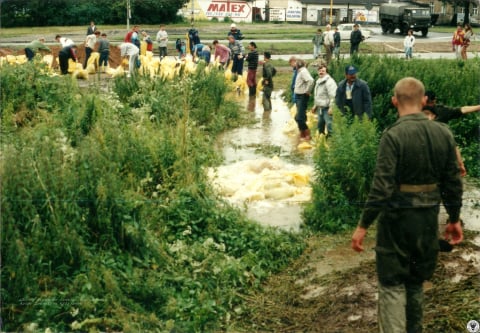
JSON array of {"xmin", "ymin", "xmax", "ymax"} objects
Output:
[{"xmin": 0, "ymin": 21, "xmax": 467, "ymax": 41}]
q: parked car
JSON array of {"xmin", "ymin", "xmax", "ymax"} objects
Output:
[{"xmin": 336, "ymin": 23, "xmax": 371, "ymax": 40}]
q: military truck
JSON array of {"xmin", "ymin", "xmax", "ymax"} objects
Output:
[{"xmin": 379, "ymin": 2, "xmax": 431, "ymax": 36}]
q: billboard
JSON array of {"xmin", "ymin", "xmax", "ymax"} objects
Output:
[
  {"xmin": 205, "ymin": 0, "xmax": 252, "ymax": 18},
  {"xmin": 179, "ymin": 0, "xmax": 253, "ymax": 21},
  {"xmin": 269, "ymin": 8, "xmax": 286, "ymax": 22},
  {"xmin": 353, "ymin": 9, "xmax": 378, "ymax": 23}
]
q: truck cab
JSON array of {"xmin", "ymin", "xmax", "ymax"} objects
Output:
[
  {"xmin": 403, "ymin": 8, "xmax": 431, "ymax": 35},
  {"xmin": 380, "ymin": 2, "xmax": 431, "ymax": 37}
]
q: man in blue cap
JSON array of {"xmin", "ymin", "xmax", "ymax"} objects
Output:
[{"xmin": 335, "ymin": 65, "xmax": 372, "ymax": 120}]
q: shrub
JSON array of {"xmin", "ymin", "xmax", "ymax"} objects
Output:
[
  {"xmin": 303, "ymin": 110, "xmax": 379, "ymax": 232},
  {"xmin": 325, "ymin": 56, "xmax": 479, "ymax": 177}
]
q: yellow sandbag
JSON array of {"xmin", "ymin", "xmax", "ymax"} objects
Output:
[
  {"xmin": 6, "ymin": 55, "xmax": 16, "ymax": 64},
  {"xmin": 224, "ymin": 68, "xmax": 232, "ymax": 81},
  {"xmin": 109, "ymin": 65, "xmax": 126, "ymax": 77},
  {"xmin": 72, "ymin": 69, "xmax": 88, "ymax": 79},
  {"xmin": 86, "ymin": 63, "xmax": 96, "ymax": 74},
  {"xmin": 145, "ymin": 51, "xmax": 153, "ymax": 61},
  {"xmin": 16, "ymin": 54, "xmax": 27, "ymax": 64},
  {"xmin": 257, "ymin": 79, "xmax": 263, "ymax": 94},
  {"xmin": 297, "ymin": 141, "xmax": 313, "ymax": 150},
  {"xmin": 67, "ymin": 59, "xmax": 78, "ymax": 72},
  {"xmin": 87, "ymin": 52, "xmax": 99, "ymax": 67},
  {"xmin": 264, "ymin": 184, "xmax": 296, "ymax": 200},
  {"xmin": 42, "ymin": 54, "xmax": 54, "ymax": 67},
  {"xmin": 140, "ymin": 41, "xmax": 147, "ymax": 56},
  {"xmin": 285, "ymin": 171, "xmax": 310, "ymax": 186}
]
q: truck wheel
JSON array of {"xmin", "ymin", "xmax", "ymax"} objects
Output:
[
  {"xmin": 381, "ymin": 25, "xmax": 388, "ymax": 34},
  {"xmin": 421, "ymin": 28, "xmax": 428, "ymax": 37},
  {"xmin": 388, "ymin": 26, "xmax": 395, "ymax": 34}
]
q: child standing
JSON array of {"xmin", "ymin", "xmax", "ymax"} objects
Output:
[
  {"xmin": 403, "ymin": 29, "xmax": 415, "ymax": 60},
  {"xmin": 98, "ymin": 33, "xmax": 110, "ymax": 72}
]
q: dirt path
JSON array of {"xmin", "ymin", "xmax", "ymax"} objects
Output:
[{"xmin": 231, "ymin": 228, "xmax": 479, "ymax": 332}]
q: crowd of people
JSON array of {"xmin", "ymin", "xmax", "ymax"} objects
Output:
[{"xmin": 312, "ymin": 23, "xmax": 364, "ymax": 62}]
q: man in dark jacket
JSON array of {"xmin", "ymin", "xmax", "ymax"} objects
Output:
[
  {"xmin": 350, "ymin": 23, "xmax": 363, "ymax": 55},
  {"xmin": 58, "ymin": 45, "xmax": 78, "ymax": 75},
  {"xmin": 245, "ymin": 41, "xmax": 259, "ymax": 97},
  {"xmin": 352, "ymin": 77, "xmax": 463, "ymax": 333},
  {"xmin": 227, "ymin": 23, "xmax": 244, "ymax": 40},
  {"xmin": 424, "ymin": 90, "xmax": 480, "ymax": 124},
  {"xmin": 335, "ymin": 65, "xmax": 372, "ymax": 120},
  {"xmin": 262, "ymin": 52, "xmax": 275, "ymax": 112}
]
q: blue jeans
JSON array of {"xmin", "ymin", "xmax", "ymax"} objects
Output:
[
  {"xmin": 295, "ymin": 93, "xmax": 309, "ymax": 131},
  {"xmin": 99, "ymin": 51, "xmax": 109, "ymax": 67},
  {"xmin": 313, "ymin": 44, "xmax": 322, "ymax": 59},
  {"xmin": 318, "ymin": 107, "xmax": 333, "ymax": 135},
  {"xmin": 405, "ymin": 47, "xmax": 413, "ymax": 59},
  {"xmin": 231, "ymin": 55, "xmax": 244, "ymax": 75}
]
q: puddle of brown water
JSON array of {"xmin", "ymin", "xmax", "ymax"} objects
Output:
[{"xmin": 212, "ymin": 91, "xmax": 314, "ymax": 231}]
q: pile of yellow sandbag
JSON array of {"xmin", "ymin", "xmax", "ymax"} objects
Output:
[{"xmin": 208, "ymin": 157, "xmax": 313, "ymax": 204}]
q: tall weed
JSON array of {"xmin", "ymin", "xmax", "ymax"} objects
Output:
[
  {"xmin": 1, "ymin": 62, "xmax": 304, "ymax": 331},
  {"xmin": 326, "ymin": 56, "xmax": 479, "ymax": 176},
  {"xmin": 303, "ymin": 110, "xmax": 379, "ymax": 232}
]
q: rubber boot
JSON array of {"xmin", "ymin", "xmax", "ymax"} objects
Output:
[
  {"xmin": 303, "ymin": 129, "xmax": 311, "ymax": 141},
  {"xmin": 299, "ymin": 130, "xmax": 305, "ymax": 140},
  {"xmin": 248, "ymin": 86, "xmax": 256, "ymax": 97}
]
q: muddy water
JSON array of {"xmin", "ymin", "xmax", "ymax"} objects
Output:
[
  {"xmin": 211, "ymin": 91, "xmax": 314, "ymax": 232},
  {"xmin": 211, "ymin": 90, "xmax": 480, "ymax": 239}
]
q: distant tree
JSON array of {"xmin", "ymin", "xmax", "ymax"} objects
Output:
[
  {"xmin": 129, "ymin": 0, "xmax": 189, "ymax": 24},
  {"xmin": 0, "ymin": 0, "xmax": 189, "ymax": 27}
]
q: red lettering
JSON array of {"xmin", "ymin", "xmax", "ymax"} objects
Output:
[
  {"xmin": 231, "ymin": 4, "xmax": 245, "ymax": 12},
  {"xmin": 207, "ymin": 3, "xmax": 226, "ymax": 11}
]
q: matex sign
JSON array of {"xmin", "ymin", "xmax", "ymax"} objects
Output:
[{"xmin": 205, "ymin": 0, "xmax": 251, "ymax": 18}]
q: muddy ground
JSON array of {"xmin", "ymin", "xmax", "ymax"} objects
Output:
[{"xmin": 230, "ymin": 229, "xmax": 479, "ymax": 332}]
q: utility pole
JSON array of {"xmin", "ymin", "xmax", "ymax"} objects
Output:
[
  {"xmin": 127, "ymin": 0, "xmax": 131, "ymax": 30},
  {"xmin": 330, "ymin": 0, "xmax": 333, "ymax": 24}
]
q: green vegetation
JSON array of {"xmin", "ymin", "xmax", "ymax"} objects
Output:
[
  {"xmin": 0, "ymin": 63, "xmax": 305, "ymax": 332},
  {"xmin": 304, "ymin": 113, "xmax": 379, "ymax": 232}
]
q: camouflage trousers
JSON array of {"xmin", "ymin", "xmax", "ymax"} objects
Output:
[{"xmin": 378, "ymin": 282, "xmax": 424, "ymax": 333}]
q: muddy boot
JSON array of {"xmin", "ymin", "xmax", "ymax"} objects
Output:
[{"xmin": 303, "ymin": 129, "xmax": 311, "ymax": 141}]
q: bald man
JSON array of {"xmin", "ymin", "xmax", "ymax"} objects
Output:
[{"xmin": 352, "ymin": 77, "xmax": 463, "ymax": 333}]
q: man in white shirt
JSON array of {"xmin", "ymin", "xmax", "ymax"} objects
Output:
[
  {"xmin": 55, "ymin": 35, "xmax": 74, "ymax": 47},
  {"xmin": 84, "ymin": 30, "xmax": 100, "ymax": 68},
  {"xmin": 156, "ymin": 25, "xmax": 168, "ymax": 59},
  {"xmin": 323, "ymin": 24, "xmax": 335, "ymax": 64},
  {"xmin": 118, "ymin": 42, "xmax": 139, "ymax": 77}
]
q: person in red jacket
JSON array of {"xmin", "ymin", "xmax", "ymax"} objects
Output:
[{"xmin": 452, "ymin": 24, "xmax": 464, "ymax": 59}]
